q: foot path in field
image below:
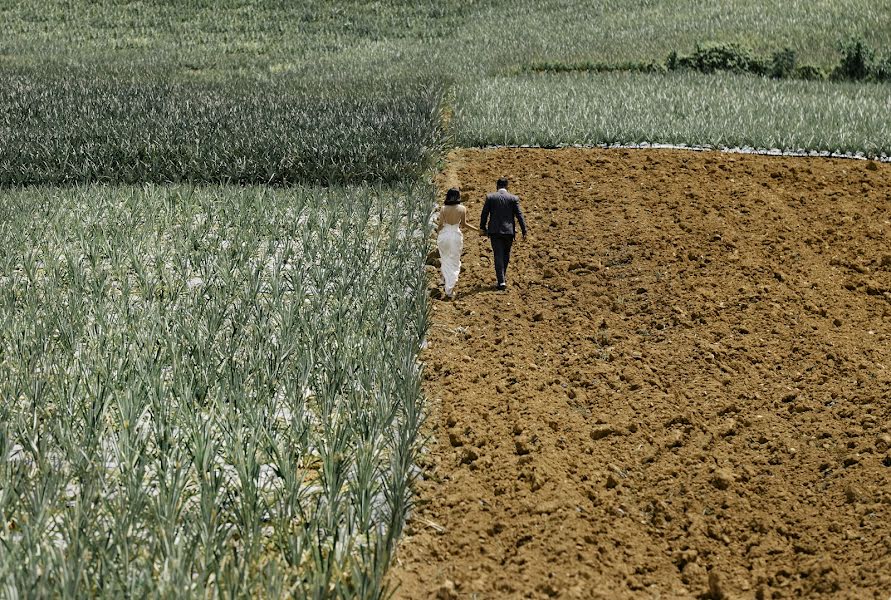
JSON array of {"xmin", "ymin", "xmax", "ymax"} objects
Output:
[{"xmin": 389, "ymin": 148, "xmax": 891, "ymax": 599}]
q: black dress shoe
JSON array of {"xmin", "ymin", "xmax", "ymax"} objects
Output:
[{"xmin": 497, "ymin": 282, "xmax": 507, "ymax": 290}]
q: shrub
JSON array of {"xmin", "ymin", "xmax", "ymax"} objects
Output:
[
  {"xmin": 770, "ymin": 48, "xmax": 797, "ymax": 79},
  {"xmin": 872, "ymin": 53, "xmax": 891, "ymax": 82},
  {"xmin": 666, "ymin": 51, "xmax": 680, "ymax": 71},
  {"xmin": 833, "ymin": 38, "xmax": 874, "ymax": 81},
  {"xmin": 674, "ymin": 42, "xmax": 767, "ymax": 76},
  {"xmin": 668, "ymin": 40, "xmax": 891, "ymax": 83},
  {"xmin": 794, "ymin": 64, "xmax": 826, "ymax": 81}
]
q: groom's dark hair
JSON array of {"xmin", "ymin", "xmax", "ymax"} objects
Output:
[{"xmin": 497, "ymin": 177, "xmax": 509, "ymax": 189}]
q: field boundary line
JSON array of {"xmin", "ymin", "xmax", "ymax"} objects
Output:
[{"xmin": 474, "ymin": 142, "xmax": 891, "ymax": 162}]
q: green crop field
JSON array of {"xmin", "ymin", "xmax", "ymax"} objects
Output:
[
  {"xmin": 4, "ymin": 0, "xmax": 889, "ymax": 72},
  {"xmin": 453, "ymin": 71, "xmax": 891, "ymax": 153},
  {"xmin": 0, "ymin": 69, "xmax": 446, "ymax": 185},
  {"xmin": 1, "ymin": 0, "xmax": 889, "ymax": 597},
  {"xmin": 2, "ymin": 0, "xmax": 890, "ymax": 185},
  {"xmin": 0, "ymin": 184, "xmax": 431, "ymax": 597}
]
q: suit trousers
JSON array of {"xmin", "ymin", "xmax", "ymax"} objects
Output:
[{"xmin": 489, "ymin": 234, "xmax": 514, "ymax": 286}]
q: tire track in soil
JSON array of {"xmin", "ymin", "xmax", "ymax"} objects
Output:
[{"xmin": 389, "ymin": 148, "xmax": 891, "ymax": 599}]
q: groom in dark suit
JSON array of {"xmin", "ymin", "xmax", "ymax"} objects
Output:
[{"xmin": 480, "ymin": 177, "xmax": 527, "ymax": 290}]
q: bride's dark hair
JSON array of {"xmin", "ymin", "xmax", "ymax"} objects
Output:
[{"xmin": 444, "ymin": 187, "xmax": 461, "ymax": 205}]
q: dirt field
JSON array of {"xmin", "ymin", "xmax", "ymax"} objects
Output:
[{"xmin": 388, "ymin": 148, "xmax": 891, "ymax": 599}]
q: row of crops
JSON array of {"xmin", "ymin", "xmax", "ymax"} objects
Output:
[
  {"xmin": 454, "ymin": 71, "xmax": 891, "ymax": 154},
  {"xmin": 0, "ymin": 69, "xmax": 448, "ymax": 186},
  {"xmin": 0, "ymin": 185, "xmax": 432, "ymax": 597}
]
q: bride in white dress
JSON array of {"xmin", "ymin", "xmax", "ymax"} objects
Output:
[{"xmin": 437, "ymin": 187, "xmax": 470, "ymax": 299}]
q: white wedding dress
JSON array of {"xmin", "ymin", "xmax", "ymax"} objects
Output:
[{"xmin": 437, "ymin": 223, "xmax": 463, "ymax": 297}]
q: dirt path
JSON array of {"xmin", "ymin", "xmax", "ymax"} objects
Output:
[{"xmin": 389, "ymin": 148, "xmax": 891, "ymax": 599}]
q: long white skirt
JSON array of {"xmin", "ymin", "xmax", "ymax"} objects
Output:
[{"xmin": 437, "ymin": 224, "xmax": 463, "ymax": 297}]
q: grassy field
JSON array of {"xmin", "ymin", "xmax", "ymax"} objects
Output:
[{"xmin": 1, "ymin": 1, "xmax": 890, "ymax": 596}]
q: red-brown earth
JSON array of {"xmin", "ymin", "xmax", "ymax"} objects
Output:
[{"xmin": 389, "ymin": 148, "xmax": 891, "ymax": 599}]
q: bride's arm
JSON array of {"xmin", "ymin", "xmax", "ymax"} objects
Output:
[{"xmin": 460, "ymin": 206, "xmax": 471, "ymax": 231}]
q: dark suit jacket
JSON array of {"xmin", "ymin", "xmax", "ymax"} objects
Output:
[{"xmin": 480, "ymin": 189, "xmax": 527, "ymax": 237}]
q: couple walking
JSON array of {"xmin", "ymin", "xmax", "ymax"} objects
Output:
[{"xmin": 437, "ymin": 177, "xmax": 528, "ymax": 298}]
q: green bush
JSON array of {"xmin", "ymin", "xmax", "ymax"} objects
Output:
[
  {"xmin": 668, "ymin": 40, "xmax": 888, "ymax": 83},
  {"xmin": 833, "ymin": 38, "xmax": 874, "ymax": 80},
  {"xmin": 874, "ymin": 54, "xmax": 891, "ymax": 82},
  {"xmin": 672, "ymin": 42, "xmax": 767, "ymax": 75},
  {"xmin": 770, "ymin": 48, "xmax": 797, "ymax": 79},
  {"xmin": 795, "ymin": 64, "xmax": 826, "ymax": 81},
  {"xmin": 666, "ymin": 50, "xmax": 681, "ymax": 71}
]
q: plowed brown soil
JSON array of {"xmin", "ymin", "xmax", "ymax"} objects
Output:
[{"xmin": 389, "ymin": 148, "xmax": 891, "ymax": 599}]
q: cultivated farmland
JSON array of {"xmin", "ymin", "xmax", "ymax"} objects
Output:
[
  {"xmin": 2, "ymin": 0, "xmax": 891, "ymax": 186},
  {"xmin": 1, "ymin": 0, "xmax": 890, "ymax": 598},
  {"xmin": 392, "ymin": 148, "xmax": 891, "ymax": 598},
  {"xmin": 0, "ymin": 185, "xmax": 431, "ymax": 596}
]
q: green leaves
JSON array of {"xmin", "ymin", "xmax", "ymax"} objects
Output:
[
  {"xmin": 0, "ymin": 183, "xmax": 435, "ymax": 598},
  {"xmin": 454, "ymin": 71, "xmax": 891, "ymax": 157},
  {"xmin": 0, "ymin": 69, "xmax": 448, "ymax": 186}
]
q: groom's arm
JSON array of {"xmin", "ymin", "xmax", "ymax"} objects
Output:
[
  {"xmin": 479, "ymin": 196, "xmax": 491, "ymax": 234},
  {"xmin": 513, "ymin": 198, "xmax": 527, "ymax": 237}
]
